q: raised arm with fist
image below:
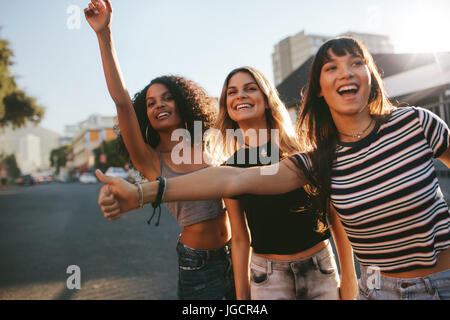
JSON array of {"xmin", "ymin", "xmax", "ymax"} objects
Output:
[{"xmin": 84, "ymin": 0, "xmax": 112, "ymax": 34}]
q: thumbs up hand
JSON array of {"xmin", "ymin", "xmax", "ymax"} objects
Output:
[{"xmin": 96, "ymin": 169, "xmax": 139, "ymax": 216}]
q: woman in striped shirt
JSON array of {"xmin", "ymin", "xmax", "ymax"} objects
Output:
[{"xmin": 97, "ymin": 37, "xmax": 449, "ymax": 300}]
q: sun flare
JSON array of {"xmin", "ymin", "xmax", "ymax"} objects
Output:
[{"xmin": 393, "ymin": 3, "xmax": 450, "ymax": 53}]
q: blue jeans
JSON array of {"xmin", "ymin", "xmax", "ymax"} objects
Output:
[
  {"xmin": 249, "ymin": 242, "xmax": 340, "ymax": 300},
  {"xmin": 357, "ymin": 265, "xmax": 450, "ymax": 300},
  {"xmin": 176, "ymin": 239, "xmax": 235, "ymax": 300}
]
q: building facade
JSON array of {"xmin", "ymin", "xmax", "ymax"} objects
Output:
[
  {"xmin": 0, "ymin": 124, "xmax": 60, "ymax": 173},
  {"xmin": 70, "ymin": 114, "xmax": 117, "ymax": 171}
]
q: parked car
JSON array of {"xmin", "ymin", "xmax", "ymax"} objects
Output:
[
  {"xmin": 16, "ymin": 174, "xmax": 35, "ymax": 186},
  {"xmin": 33, "ymin": 174, "xmax": 53, "ymax": 184},
  {"xmin": 105, "ymin": 167, "xmax": 128, "ymax": 179},
  {"xmin": 126, "ymin": 168, "xmax": 141, "ymax": 183},
  {"xmin": 79, "ymin": 172, "xmax": 98, "ymax": 184}
]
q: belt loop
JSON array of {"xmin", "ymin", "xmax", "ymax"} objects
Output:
[
  {"xmin": 423, "ymin": 277, "xmax": 435, "ymax": 296},
  {"xmin": 267, "ymin": 260, "xmax": 272, "ymax": 275}
]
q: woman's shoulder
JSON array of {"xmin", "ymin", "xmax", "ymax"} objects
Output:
[
  {"xmin": 384, "ymin": 105, "xmax": 443, "ymax": 127},
  {"xmin": 378, "ymin": 105, "xmax": 421, "ymax": 127}
]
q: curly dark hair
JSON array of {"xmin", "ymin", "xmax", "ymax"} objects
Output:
[{"xmin": 117, "ymin": 75, "xmax": 218, "ymax": 163}]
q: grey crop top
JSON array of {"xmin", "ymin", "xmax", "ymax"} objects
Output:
[{"xmin": 157, "ymin": 152, "xmax": 226, "ymax": 227}]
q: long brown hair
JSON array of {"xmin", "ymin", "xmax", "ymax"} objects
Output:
[
  {"xmin": 207, "ymin": 66, "xmax": 301, "ymax": 164},
  {"xmin": 297, "ymin": 37, "xmax": 395, "ymax": 217}
]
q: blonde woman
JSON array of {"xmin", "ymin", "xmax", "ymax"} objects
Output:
[{"xmin": 205, "ymin": 66, "xmax": 356, "ymax": 300}]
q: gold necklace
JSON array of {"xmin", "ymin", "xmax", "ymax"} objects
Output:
[{"xmin": 339, "ymin": 118, "xmax": 374, "ymax": 139}]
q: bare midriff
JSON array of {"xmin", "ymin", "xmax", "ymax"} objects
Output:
[
  {"xmin": 254, "ymin": 240, "xmax": 329, "ymax": 262},
  {"xmin": 180, "ymin": 212, "xmax": 231, "ymax": 250}
]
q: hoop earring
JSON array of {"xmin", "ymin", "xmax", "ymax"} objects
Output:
[{"xmin": 146, "ymin": 125, "xmax": 150, "ymax": 143}]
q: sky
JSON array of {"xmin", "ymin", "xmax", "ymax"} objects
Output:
[{"xmin": 0, "ymin": 0, "xmax": 449, "ymax": 135}]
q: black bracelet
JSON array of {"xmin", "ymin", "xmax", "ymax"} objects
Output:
[
  {"xmin": 147, "ymin": 177, "xmax": 166, "ymax": 226},
  {"xmin": 152, "ymin": 177, "xmax": 166, "ymax": 209}
]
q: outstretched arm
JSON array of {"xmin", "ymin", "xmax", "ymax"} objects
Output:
[
  {"xmin": 144, "ymin": 157, "xmax": 306, "ymax": 203},
  {"xmin": 96, "ymin": 157, "xmax": 307, "ymax": 214},
  {"xmin": 85, "ymin": 0, "xmax": 159, "ymax": 180}
]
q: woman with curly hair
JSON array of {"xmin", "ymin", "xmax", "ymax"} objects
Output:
[{"xmin": 85, "ymin": 0, "xmax": 234, "ymax": 300}]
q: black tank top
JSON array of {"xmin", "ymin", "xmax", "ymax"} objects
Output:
[{"xmin": 225, "ymin": 141, "xmax": 330, "ymax": 254}]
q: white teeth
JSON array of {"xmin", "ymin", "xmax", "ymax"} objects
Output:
[
  {"xmin": 338, "ymin": 85, "xmax": 358, "ymax": 93},
  {"xmin": 236, "ymin": 104, "xmax": 251, "ymax": 110},
  {"xmin": 156, "ymin": 112, "xmax": 169, "ymax": 119}
]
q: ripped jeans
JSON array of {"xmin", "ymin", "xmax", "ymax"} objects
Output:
[{"xmin": 176, "ymin": 238, "xmax": 235, "ymax": 300}]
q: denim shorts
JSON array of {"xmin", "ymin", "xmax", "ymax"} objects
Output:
[
  {"xmin": 249, "ymin": 242, "xmax": 340, "ymax": 300},
  {"xmin": 357, "ymin": 265, "xmax": 450, "ymax": 300},
  {"xmin": 176, "ymin": 238, "xmax": 235, "ymax": 300}
]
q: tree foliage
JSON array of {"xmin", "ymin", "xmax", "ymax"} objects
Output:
[
  {"xmin": 93, "ymin": 138, "xmax": 128, "ymax": 172},
  {"xmin": 0, "ymin": 37, "xmax": 44, "ymax": 129},
  {"xmin": 0, "ymin": 153, "xmax": 21, "ymax": 179},
  {"xmin": 49, "ymin": 144, "xmax": 71, "ymax": 175}
]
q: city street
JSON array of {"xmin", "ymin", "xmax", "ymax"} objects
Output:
[
  {"xmin": 0, "ymin": 182, "xmax": 181, "ymax": 300},
  {"xmin": 0, "ymin": 177, "xmax": 449, "ymax": 300}
]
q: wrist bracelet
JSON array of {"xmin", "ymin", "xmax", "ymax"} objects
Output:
[
  {"xmin": 147, "ymin": 177, "xmax": 166, "ymax": 226},
  {"xmin": 135, "ymin": 182, "xmax": 143, "ymax": 209}
]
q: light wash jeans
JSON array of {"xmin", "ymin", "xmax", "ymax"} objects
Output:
[
  {"xmin": 249, "ymin": 243, "xmax": 340, "ymax": 300},
  {"xmin": 357, "ymin": 265, "xmax": 450, "ymax": 300},
  {"xmin": 176, "ymin": 239, "xmax": 235, "ymax": 300}
]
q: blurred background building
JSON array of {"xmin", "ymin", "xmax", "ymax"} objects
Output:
[
  {"xmin": 0, "ymin": 114, "xmax": 117, "ymax": 177},
  {"xmin": 69, "ymin": 114, "xmax": 117, "ymax": 172},
  {"xmin": 0, "ymin": 124, "xmax": 60, "ymax": 174}
]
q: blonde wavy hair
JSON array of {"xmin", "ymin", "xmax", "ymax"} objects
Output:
[{"xmin": 206, "ymin": 66, "xmax": 304, "ymax": 165}]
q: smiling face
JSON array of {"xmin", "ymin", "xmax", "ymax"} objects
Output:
[
  {"xmin": 146, "ymin": 83, "xmax": 183, "ymax": 132},
  {"xmin": 225, "ymin": 71, "xmax": 268, "ymax": 125},
  {"xmin": 319, "ymin": 50, "xmax": 372, "ymax": 118}
]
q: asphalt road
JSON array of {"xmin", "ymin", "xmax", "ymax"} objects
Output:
[
  {"xmin": 0, "ymin": 176, "xmax": 448, "ymax": 300},
  {"xmin": 0, "ymin": 182, "xmax": 181, "ymax": 300}
]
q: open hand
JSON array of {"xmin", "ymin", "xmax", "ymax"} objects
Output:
[{"xmin": 84, "ymin": 0, "xmax": 112, "ymax": 34}]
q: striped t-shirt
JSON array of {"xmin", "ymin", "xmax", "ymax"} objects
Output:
[{"xmin": 294, "ymin": 106, "xmax": 449, "ymax": 273}]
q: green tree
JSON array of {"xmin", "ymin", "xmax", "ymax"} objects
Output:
[
  {"xmin": 0, "ymin": 153, "xmax": 21, "ymax": 179},
  {"xmin": 0, "ymin": 36, "xmax": 44, "ymax": 129},
  {"xmin": 93, "ymin": 139, "xmax": 128, "ymax": 172},
  {"xmin": 50, "ymin": 144, "xmax": 71, "ymax": 175}
]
